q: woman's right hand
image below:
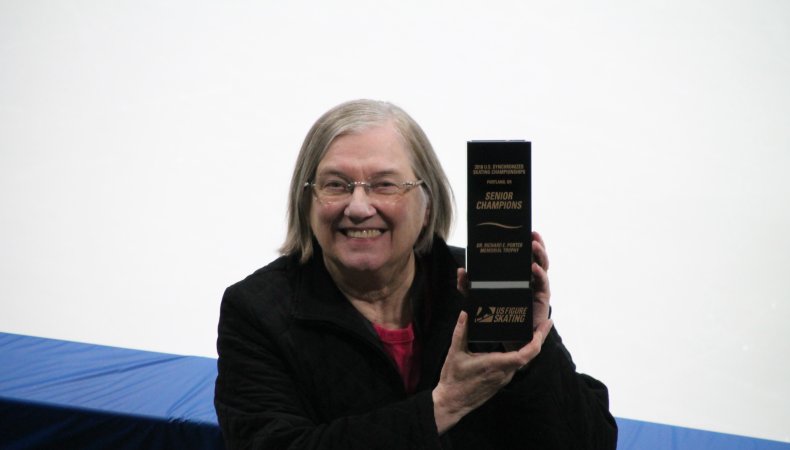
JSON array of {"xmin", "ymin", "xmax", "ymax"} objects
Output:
[{"xmin": 431, "ymin": 311, "xmax": 553, "ymax": 434}]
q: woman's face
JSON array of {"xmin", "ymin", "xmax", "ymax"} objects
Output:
[{"xmin": 309, "ymin": 123, "xmax": 429, "ymax": 278}]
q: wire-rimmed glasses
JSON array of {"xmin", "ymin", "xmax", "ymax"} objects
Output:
[{"xmin": 305, "ymin": 178, "xmax": 424, "ymax": 204}]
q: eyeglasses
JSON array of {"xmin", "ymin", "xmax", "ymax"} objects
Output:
[{"xmin": 305, "ymin": 178, "xmax": 424, "ymax": 204}]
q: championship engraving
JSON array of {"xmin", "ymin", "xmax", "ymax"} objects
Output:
[{"xmin": 466, "ymin": 141, "xmax": 533, "ymax": 345}]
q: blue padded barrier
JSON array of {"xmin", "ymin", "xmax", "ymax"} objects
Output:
[
  {"xmin": 617, "ymin": 417, "xmax": 790, "ymax": 450},
  {"xmin": 2, "ymin": 332, "xmax": 789, "ymax": 449},
  {"xmin": 0, "ymin": 332, "xmax": 222, "ymax": 449}
]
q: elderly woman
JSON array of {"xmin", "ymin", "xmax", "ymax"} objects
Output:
[{"xmin": 214, "ymin": 100, "xmax": 617, "ymax": 449}]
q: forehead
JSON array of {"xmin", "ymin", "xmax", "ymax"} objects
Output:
[{"xmin": 316, "ymin": 124, "xmax": 414, "ymax": 176}]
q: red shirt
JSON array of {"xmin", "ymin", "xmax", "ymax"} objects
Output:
[{"xmin": 373, "ymin": 322, "xmax": 420, "ymax": 394}]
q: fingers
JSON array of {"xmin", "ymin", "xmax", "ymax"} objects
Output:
[
  {"xmin": 532, "ymin": 231, "xmax": 549, "ymax": 272},
  {"xmin": 531, "ymin": 231, "xmax": 551, "ymax": 301},
  {"xmin": 531, "ymin": 257, "xmax": 550, "ymax": 306},
  {"xmin": 532, "ymin": 231, "xmax": 546, "ymax": 249},
  {"xmin": 532, "ymin": 261, "xmax": 549, "ymax": 293}
]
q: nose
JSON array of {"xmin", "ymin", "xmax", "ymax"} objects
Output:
[{"xmin": 344, "ymin": 184, "xmax": 376, "ymax": 220}]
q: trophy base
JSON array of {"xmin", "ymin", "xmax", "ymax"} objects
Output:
[{"xmin": 466, "ymin": 287, "xmax": 533, "ymax": 348}]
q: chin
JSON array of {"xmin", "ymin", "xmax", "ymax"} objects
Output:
[{"xmin": 336, "ymin": 254, "xmax": 387, "ymax": 274}]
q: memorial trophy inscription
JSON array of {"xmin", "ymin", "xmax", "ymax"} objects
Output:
[{"xmin": 466, "ymin": 141, "xmax": 533, "ymax": 345}]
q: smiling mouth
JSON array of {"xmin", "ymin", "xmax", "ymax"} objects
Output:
[{"xmin": 343, "ymin": 229, "xmax": 383, "ymax": 238}]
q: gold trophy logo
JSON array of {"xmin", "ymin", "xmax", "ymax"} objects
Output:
[{"xmin": 475, "ymin": 306, "xmax": 496, "ymax": 323}]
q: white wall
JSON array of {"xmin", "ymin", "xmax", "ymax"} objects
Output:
[{"xmin": 2, "ymin": 0, "xmax": 788, "ymax": 443}]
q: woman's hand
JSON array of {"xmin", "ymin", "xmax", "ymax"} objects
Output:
[
  {"xmin": 432, "ymin": 311, "xmax": 553, "ymax": 434},
  {"xmin": 434, "ymin": 232, "xmax": 555, "ymax": 434},
  {"xmin": 457, "ymin": 231, "xmax": 552, "ymax": 330}
]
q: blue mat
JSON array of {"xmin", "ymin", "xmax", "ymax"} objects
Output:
[
  {"xmin": 1, "ymin": 332, "xmax": 788, "ymax": 449},
  {"xmin": 617, "ymin": 418, "xmax": 789, "ymax": 450},
  {"xmin": 0, "ymin": 332, "xmax": 221, "ymax": 449}
]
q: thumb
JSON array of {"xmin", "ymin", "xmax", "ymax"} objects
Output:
[{"xmin": 449, "ymin": 311, "xmax": 469, "ymax": 354}]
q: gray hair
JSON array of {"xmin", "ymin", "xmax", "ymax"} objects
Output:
[{"xmin": 280, "ymin": 99, "xmax": 454, "ymax": 262}]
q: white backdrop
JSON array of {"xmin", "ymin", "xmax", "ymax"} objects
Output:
[{"xmin": 2, "ymin": 0, "xmax": 789, "ymax": 443}]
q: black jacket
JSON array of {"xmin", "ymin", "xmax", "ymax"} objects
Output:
[{"xmin": 215, "ymin": 238, "xmax": 617, "ymax": 449}]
